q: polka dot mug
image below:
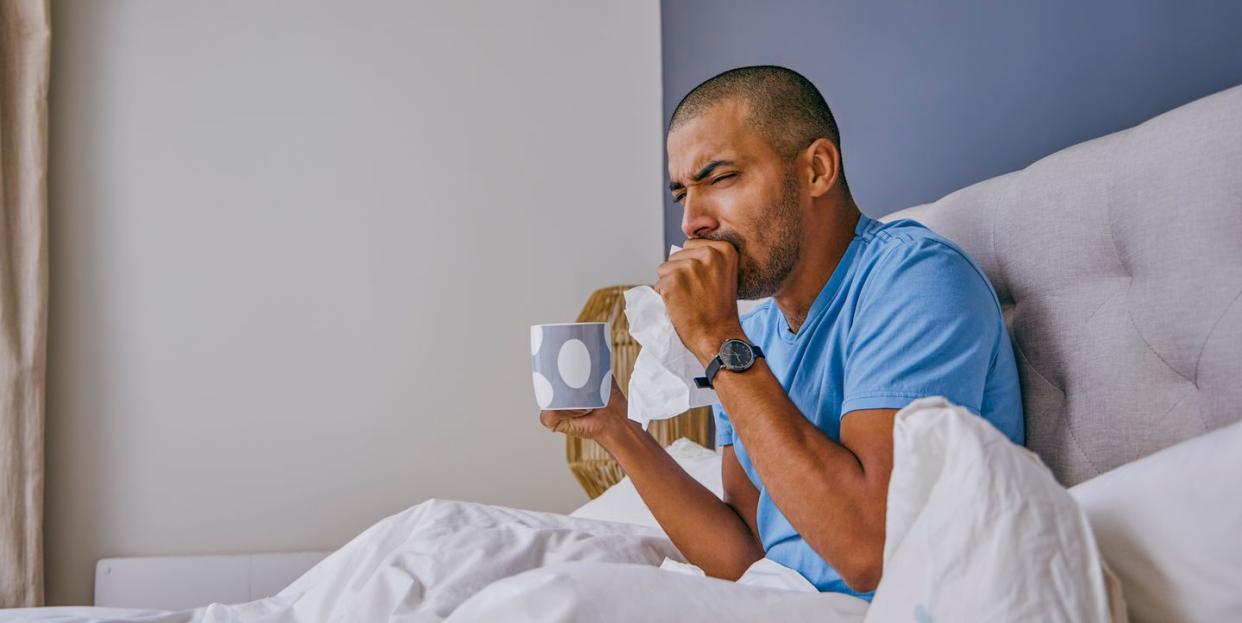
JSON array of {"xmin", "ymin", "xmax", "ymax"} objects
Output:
[{"xmin": 530, "ymin": 322, "xmax": 612, "ymax": 410}]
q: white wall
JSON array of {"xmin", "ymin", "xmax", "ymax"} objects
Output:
[{"xmin": 46, "ymin": 1, "xmax": 663, "ymax": 605}]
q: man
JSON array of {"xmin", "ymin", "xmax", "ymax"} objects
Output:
[{"xmin": 540, "ymin": 65, "xmax": 1024, "ymax": 601}]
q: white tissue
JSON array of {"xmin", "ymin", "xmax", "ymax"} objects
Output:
[{"xmin": 623, "ymin": 245, "xmax": 719, "ymax": 430}]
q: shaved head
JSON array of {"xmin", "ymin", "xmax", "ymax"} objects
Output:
[{"xmin": 670, "ymin": 65, "xmax": 849, "ymax": 194}]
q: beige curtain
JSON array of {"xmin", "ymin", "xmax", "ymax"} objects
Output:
[{"xmin": 1, "ymin": 0, "xmax": 50, "ymax": 608}]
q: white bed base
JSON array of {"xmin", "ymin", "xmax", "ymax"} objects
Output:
[{"xmin": 94, "ymin": 551, "xmax": 332, "ymax": 611}]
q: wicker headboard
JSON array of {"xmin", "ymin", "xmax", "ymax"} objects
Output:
[{"xmin": 566, "ymin": 286, "xmax": 714, "ymax": 498}]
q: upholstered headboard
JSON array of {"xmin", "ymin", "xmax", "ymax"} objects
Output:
[{"xmin": 882, "ymin": 85, "xmax": 1242, "ymax": 486}]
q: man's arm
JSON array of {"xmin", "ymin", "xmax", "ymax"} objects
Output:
[
  {"xmin": 540, "ymin": 380, "xmax": 764, "ymax": 581},
  {"xmin": 655, "ymin": 235, "xmax": 1001, "ymax": 594},
  {"xmin": 650, "ymin": 236, "xmax": 895, "ymax": 590},
  {"xmin": 705, "ymin": 355, "xmax": 896, "ymax": 593},
  {"xmin": 721, "ymin": 444, "xmax": 762, "ymax": 543},
  {"xmin": 598, "ymin": 418, "xmax": 765, "ymax": 580}
]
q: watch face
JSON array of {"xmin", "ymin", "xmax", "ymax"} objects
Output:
[{"xmin": 719, "ymin": 339, "xmax": 755, "ymax": 370}]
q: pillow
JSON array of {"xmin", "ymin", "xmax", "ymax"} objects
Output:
[
  {"xmin": 868, "ymin": 397, "xmax": 1119, "ymax": 622},
  {"xmin": 568, "ymin": 438, "xmax": 722, "ymax": 529},
  {"xmin": 1070, "ymin": 420, "xmax": 1242, "ymax": 623}
]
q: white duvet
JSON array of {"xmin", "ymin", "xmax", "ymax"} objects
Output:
[{"xmin": 1, "ymin": 397, "xmax": 1119, "ymax": 623}]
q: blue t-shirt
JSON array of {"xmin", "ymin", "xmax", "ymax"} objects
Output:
[{"xmin": 714, "ymin": 212, "xmax": 1024, "ymax": 600}]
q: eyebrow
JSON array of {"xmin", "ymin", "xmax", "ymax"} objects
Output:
[{"xmin": 669, "ymin": 159, "xmax": 734, "ymax": 192}]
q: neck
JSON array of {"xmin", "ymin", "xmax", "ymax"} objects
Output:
[{"xmin": 772, "ymin": 203, "xmax": 860, "ymax": 334}]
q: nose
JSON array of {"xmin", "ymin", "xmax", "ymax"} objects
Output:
[{"xmin": 680, "ymin": 194, "xmax": 718, "ymax": 239}]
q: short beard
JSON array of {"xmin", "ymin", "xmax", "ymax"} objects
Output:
[{"xmin": 704, "ymin": 171, "xmax": 802, "ymax": 300}]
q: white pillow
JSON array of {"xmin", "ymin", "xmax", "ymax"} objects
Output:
[
  {"xmin": 568, "ymin": 438, "xmax": 722, "ymax": 529},
  {"xmin": 1070, "ymin": 419, "xmax": 1242, "ymax": 623},
  {"xmin": 868, "ymin": 397, "xmax": 1119, "ymax": 623}
]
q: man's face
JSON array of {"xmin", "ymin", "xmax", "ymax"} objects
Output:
[{"xmin": 667, "ymin": 99, "xmax": 804, "ymax": 300}]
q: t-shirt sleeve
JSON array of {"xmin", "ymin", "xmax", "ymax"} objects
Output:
[
  {"xmin": 841, "ymin": 238, "xmax": 1002, "ymax": 416},
  {"xmin": 713, "ymin": 403, "xmax": 735, "ymax": 447}
]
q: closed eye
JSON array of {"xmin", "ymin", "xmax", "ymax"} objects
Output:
[{"xmin": 672, "ymin": 173, "xmax": 738, "ymax": 203}]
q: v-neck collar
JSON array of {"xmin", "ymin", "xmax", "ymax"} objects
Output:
[{"xmin": 774, "ymin": 213, "xmax": 874, "ymax": 343}]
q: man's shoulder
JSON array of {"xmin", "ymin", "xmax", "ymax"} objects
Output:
[
  {"xmin": 862, "ymin": 218, "xmax": 971, "ymax": 266},
  {"xmin": 854, "ymin": 218, "xmax": 1004, "ymax": 321},
  {"xmin": 862, "ymin": 219, "xmax": 994, "ymax": 293}
]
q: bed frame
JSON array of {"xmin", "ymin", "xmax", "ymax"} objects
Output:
[{"xmin": 94, "ymin": 551, "xmax": 331, "ymax": 610}]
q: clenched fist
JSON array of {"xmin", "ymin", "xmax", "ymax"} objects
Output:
[{"xmin": 655, "ymin": 238, "xmax": 746, "ymax": 366}]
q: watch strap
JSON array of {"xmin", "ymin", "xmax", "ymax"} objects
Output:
[
  {"xmin": 695, "ymin": 357, "xmax": 723, "ymax": 389},
  {"xmin": 693, "ymin": 342, "xmax": 764, "ymax": 390}
]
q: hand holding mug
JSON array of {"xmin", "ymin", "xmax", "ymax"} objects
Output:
[
  {"xmin": 531, "ymin": 322, "xmax": 629, "ymax": 442},
  {"xmin": 539, "ymin": 376, "xmax": 628, "ymax": 442}
]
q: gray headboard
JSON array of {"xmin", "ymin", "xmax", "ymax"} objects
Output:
[{"xmin": 883, "ymin": 85, "xmax": 1242, "ymax": 486}]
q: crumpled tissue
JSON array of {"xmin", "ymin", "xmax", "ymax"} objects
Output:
[{"xmin": 623, "ymin": 245, "xmax": 719, "ymax": 430}]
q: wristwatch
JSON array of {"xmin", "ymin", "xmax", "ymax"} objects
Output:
[{"xmin": 694, "ymin": 338, "xmax": 765, "ymax": 389}]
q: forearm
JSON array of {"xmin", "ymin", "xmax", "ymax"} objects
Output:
[
  {"xmin": 599, "ymin": 419, "xmax": 764, "ymax": 580},
  {"xmin": 711, "ymin": 360, "xmax": 886, "ymax": 585}
]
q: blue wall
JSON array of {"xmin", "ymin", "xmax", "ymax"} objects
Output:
[{"xmin": 661, "ymin": 1, "xmax": 1242, "ymax": 247}]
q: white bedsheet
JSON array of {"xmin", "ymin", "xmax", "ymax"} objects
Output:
[
  {"xmin": 1, "ymin": 499, "xmax": 864, "ymax": 623},
  {"xmin": 3, "ymin": 500, "xmax": 689, "ymax": 622},
  {"xmin": 1, "ymin": 397, "xmax": 1117, "ymax": 622}
]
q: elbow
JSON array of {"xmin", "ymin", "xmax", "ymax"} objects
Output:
[
  {"xmin": 704, "ymin": 556, "xmax": 757, "ymax": 583},
  {"xmin": 836, "ymin": 543, "xmax": 884, "ymax": 594},
  {"xmin": 715, "ymin": 564, "xmax": 748, "ymax": 583},
  {"xmin": 703, "ymin": 542, "xmax": 765, "ymax": 583},
  {"xmin": 833, "ymin": 508, "xmax": 887, "ymax": 593},
  {"xmin": 839, "ymin": 559, "xmax": 882, "ymax": 594}
]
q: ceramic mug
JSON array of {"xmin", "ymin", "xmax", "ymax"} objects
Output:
[{"xmin": 530, "ymin": 322, "xmax": 612, "ymax": 410}]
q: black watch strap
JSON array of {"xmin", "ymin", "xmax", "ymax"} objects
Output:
[
  {"xmin": 695, "ymin": 357, "xmax": 724, "ymax": 390},
  {"xmin": 694, "ymin": 343, "xmax": 764, "ymax": 389}
]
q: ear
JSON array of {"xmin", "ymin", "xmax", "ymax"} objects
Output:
[{"xmin": 803, "ymin": 138, "xmax": 843, "ymax": 199}]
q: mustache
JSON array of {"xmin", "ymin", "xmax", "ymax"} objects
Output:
[{"xmin": 692, "ymin": 230, "xmax": 746, "ymax": 254}]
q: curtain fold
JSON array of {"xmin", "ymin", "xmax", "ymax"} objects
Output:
[{"xmin": 0, "ymin": 0, "xmax": 51, "ymax": 608}]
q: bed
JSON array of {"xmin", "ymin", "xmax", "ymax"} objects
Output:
[{"xmin": 3, "ymin": 84, "xmax": 1238, "ymax": 623}]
